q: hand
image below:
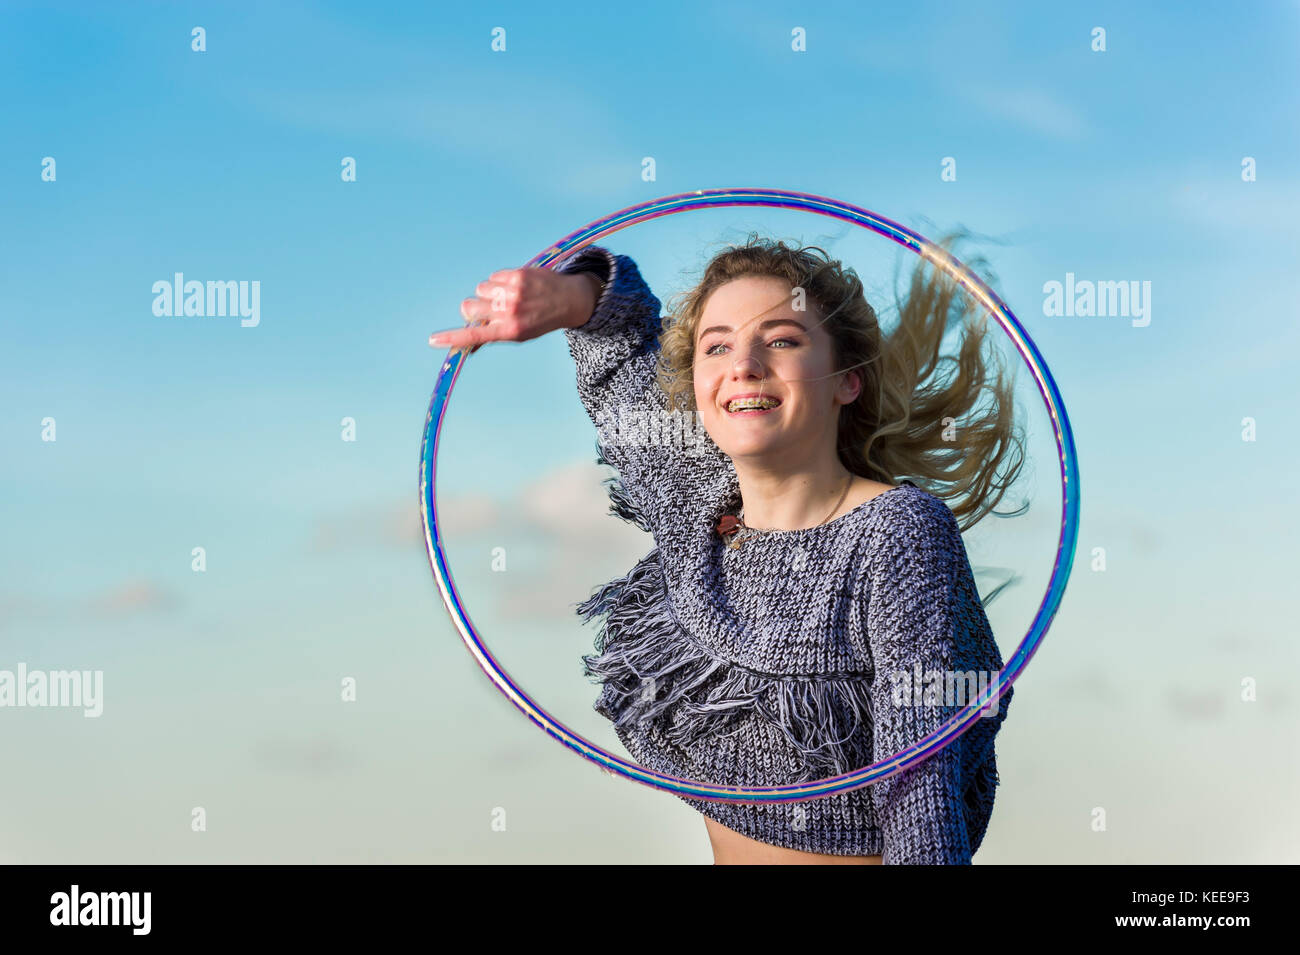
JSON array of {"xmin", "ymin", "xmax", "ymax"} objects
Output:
[{"xmin": 428, "ymin": 267, "xmax": 599, "ymax": 355}]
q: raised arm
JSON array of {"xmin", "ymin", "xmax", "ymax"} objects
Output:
[
  {"xmin": 864, "ymin": 491, "xmax": 1014, "ymax": 864},
  {"xmin": 555, "ymin": 244, "xmax": 733, "ymax": 546}
]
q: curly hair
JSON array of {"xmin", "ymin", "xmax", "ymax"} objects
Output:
[{"xmin": 654, "ymin": 230, "xmax": 1027, "ymax": 531}]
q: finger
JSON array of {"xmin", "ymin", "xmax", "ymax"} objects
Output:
[
  {"xmin": 475, "ymin": 281, "xmax": 516, "ymax": 313},
  {"xmin": 429, "ymin": 319, "xmax": 501, "ymax": 352},
  {"xmin": 460, "ymin": 297, "xmax": 494, "ymax": 321},
  {"xmin": 488, "ymin": 268, "xmax": 522, "ymax": 286}
]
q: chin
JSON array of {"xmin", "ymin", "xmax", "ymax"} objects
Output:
[{"xmin": 715, "ymin": 437, "xmax": 781, "ymax": 460}]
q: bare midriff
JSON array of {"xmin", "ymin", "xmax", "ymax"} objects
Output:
[{"xmin": 704, "ymin": 816, "xmax": 883, "ymax": 865}]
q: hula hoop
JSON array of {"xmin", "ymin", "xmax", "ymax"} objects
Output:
[{"xmin": 419, "ymin": 188, "xmax": 1078, "ymax": 804}]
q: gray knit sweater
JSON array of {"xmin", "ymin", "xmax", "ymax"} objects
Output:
[{"xmin": 557, "ymin": 245, "xmax": 1013, "ymax": 864}]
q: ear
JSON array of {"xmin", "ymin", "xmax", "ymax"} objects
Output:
[{"xmin": 838, "ymin": 368, "xmax": 862, "ymax": 405}]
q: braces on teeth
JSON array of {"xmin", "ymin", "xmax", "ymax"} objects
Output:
[{"xmin": 727, "ymin": 397, "xmax": 780, "ymax": 412}]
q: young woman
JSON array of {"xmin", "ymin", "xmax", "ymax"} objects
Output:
[{"xmin": 430, "ymin": 233, "xmax": 1025, "ymax": 864}]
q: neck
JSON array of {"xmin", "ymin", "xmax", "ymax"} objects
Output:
[{"xmin": 734, "ymin": 455, "xmax": 856, "ymax": 532}]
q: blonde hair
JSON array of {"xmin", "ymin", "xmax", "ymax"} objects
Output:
[{"xmin": 655, "ymin": 230, "xmax": 1027, "ymax": 531}]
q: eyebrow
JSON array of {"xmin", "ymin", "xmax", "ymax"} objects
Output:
[{"xmin": 697, "ymin": 318, "xmax": 807, "ymax": 341}]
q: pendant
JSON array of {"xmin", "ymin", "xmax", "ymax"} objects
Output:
[{"xmin": 716, "ymin": 513, "xmax": 746, "ymax": 549}]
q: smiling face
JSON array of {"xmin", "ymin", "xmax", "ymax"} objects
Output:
[{"xmin": 692, "ymin": 274, "xmax": 861, "ymax": 468}]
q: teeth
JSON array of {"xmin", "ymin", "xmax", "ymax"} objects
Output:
[{"xmin": 727, "ymin": 397, "xmax": 780, "ymax": 412}]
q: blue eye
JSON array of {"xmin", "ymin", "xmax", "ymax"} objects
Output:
[{"xmin": 703, "ymin": 337, "xmax": 798, "ymax": 356}]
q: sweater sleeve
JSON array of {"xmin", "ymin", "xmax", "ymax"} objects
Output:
[
  {"xmin": 865, "ymin": 492, "xmax": 1006, "ymax": 865},
  {"xmin": 555, "ymin": 244, "xmax": 731, "ymax": 545}
]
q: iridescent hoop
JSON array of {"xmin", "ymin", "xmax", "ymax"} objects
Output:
[{"xmin": 419, "ymin": 188, "xmax": 1078, "ymax": 804}]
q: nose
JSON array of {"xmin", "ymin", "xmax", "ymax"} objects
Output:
[{"xmin": 730, "ymin": 347, "xmax": 766, "ymax": 381}]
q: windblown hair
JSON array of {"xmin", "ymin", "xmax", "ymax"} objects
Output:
[{"xmin": 656, "ymin": 230, "xmax": 1027, "ymax": 531}]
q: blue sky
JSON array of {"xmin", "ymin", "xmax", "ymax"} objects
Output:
[{"xmin": 1, "ymin": 1, "xmax": 1298, "ymax": 862}]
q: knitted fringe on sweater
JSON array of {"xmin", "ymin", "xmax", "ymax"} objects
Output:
[{"xmin": 575, "ymin": 541, "xmax": 877, "ymax": 784}]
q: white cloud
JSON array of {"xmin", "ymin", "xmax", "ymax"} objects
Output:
[
  {"xmin": 441, "ymin": 458, "xmax": 654, "ymax": 623},
  {"xmin": 0, "ymin": 579, "xmax": 180, "ymax": 628},
  {"xmin": 241, "ymin": 85, "xmax": 626, "ymax": 201},
  {"xmin": 86, "ymin": 579, "xmax": 179, "ymax": 619},
  {"xmin": 1167, "ymin": 176, "xmax": 1300, "ymax": 238},
  {"xmin": 961, "ymin": 84, "xmax": 1090, "ymax": 141}
]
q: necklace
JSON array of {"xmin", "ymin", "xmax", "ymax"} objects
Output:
[{"xmin": 716, "ymin": 474, "xmax": 854, "ymax": 551}]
